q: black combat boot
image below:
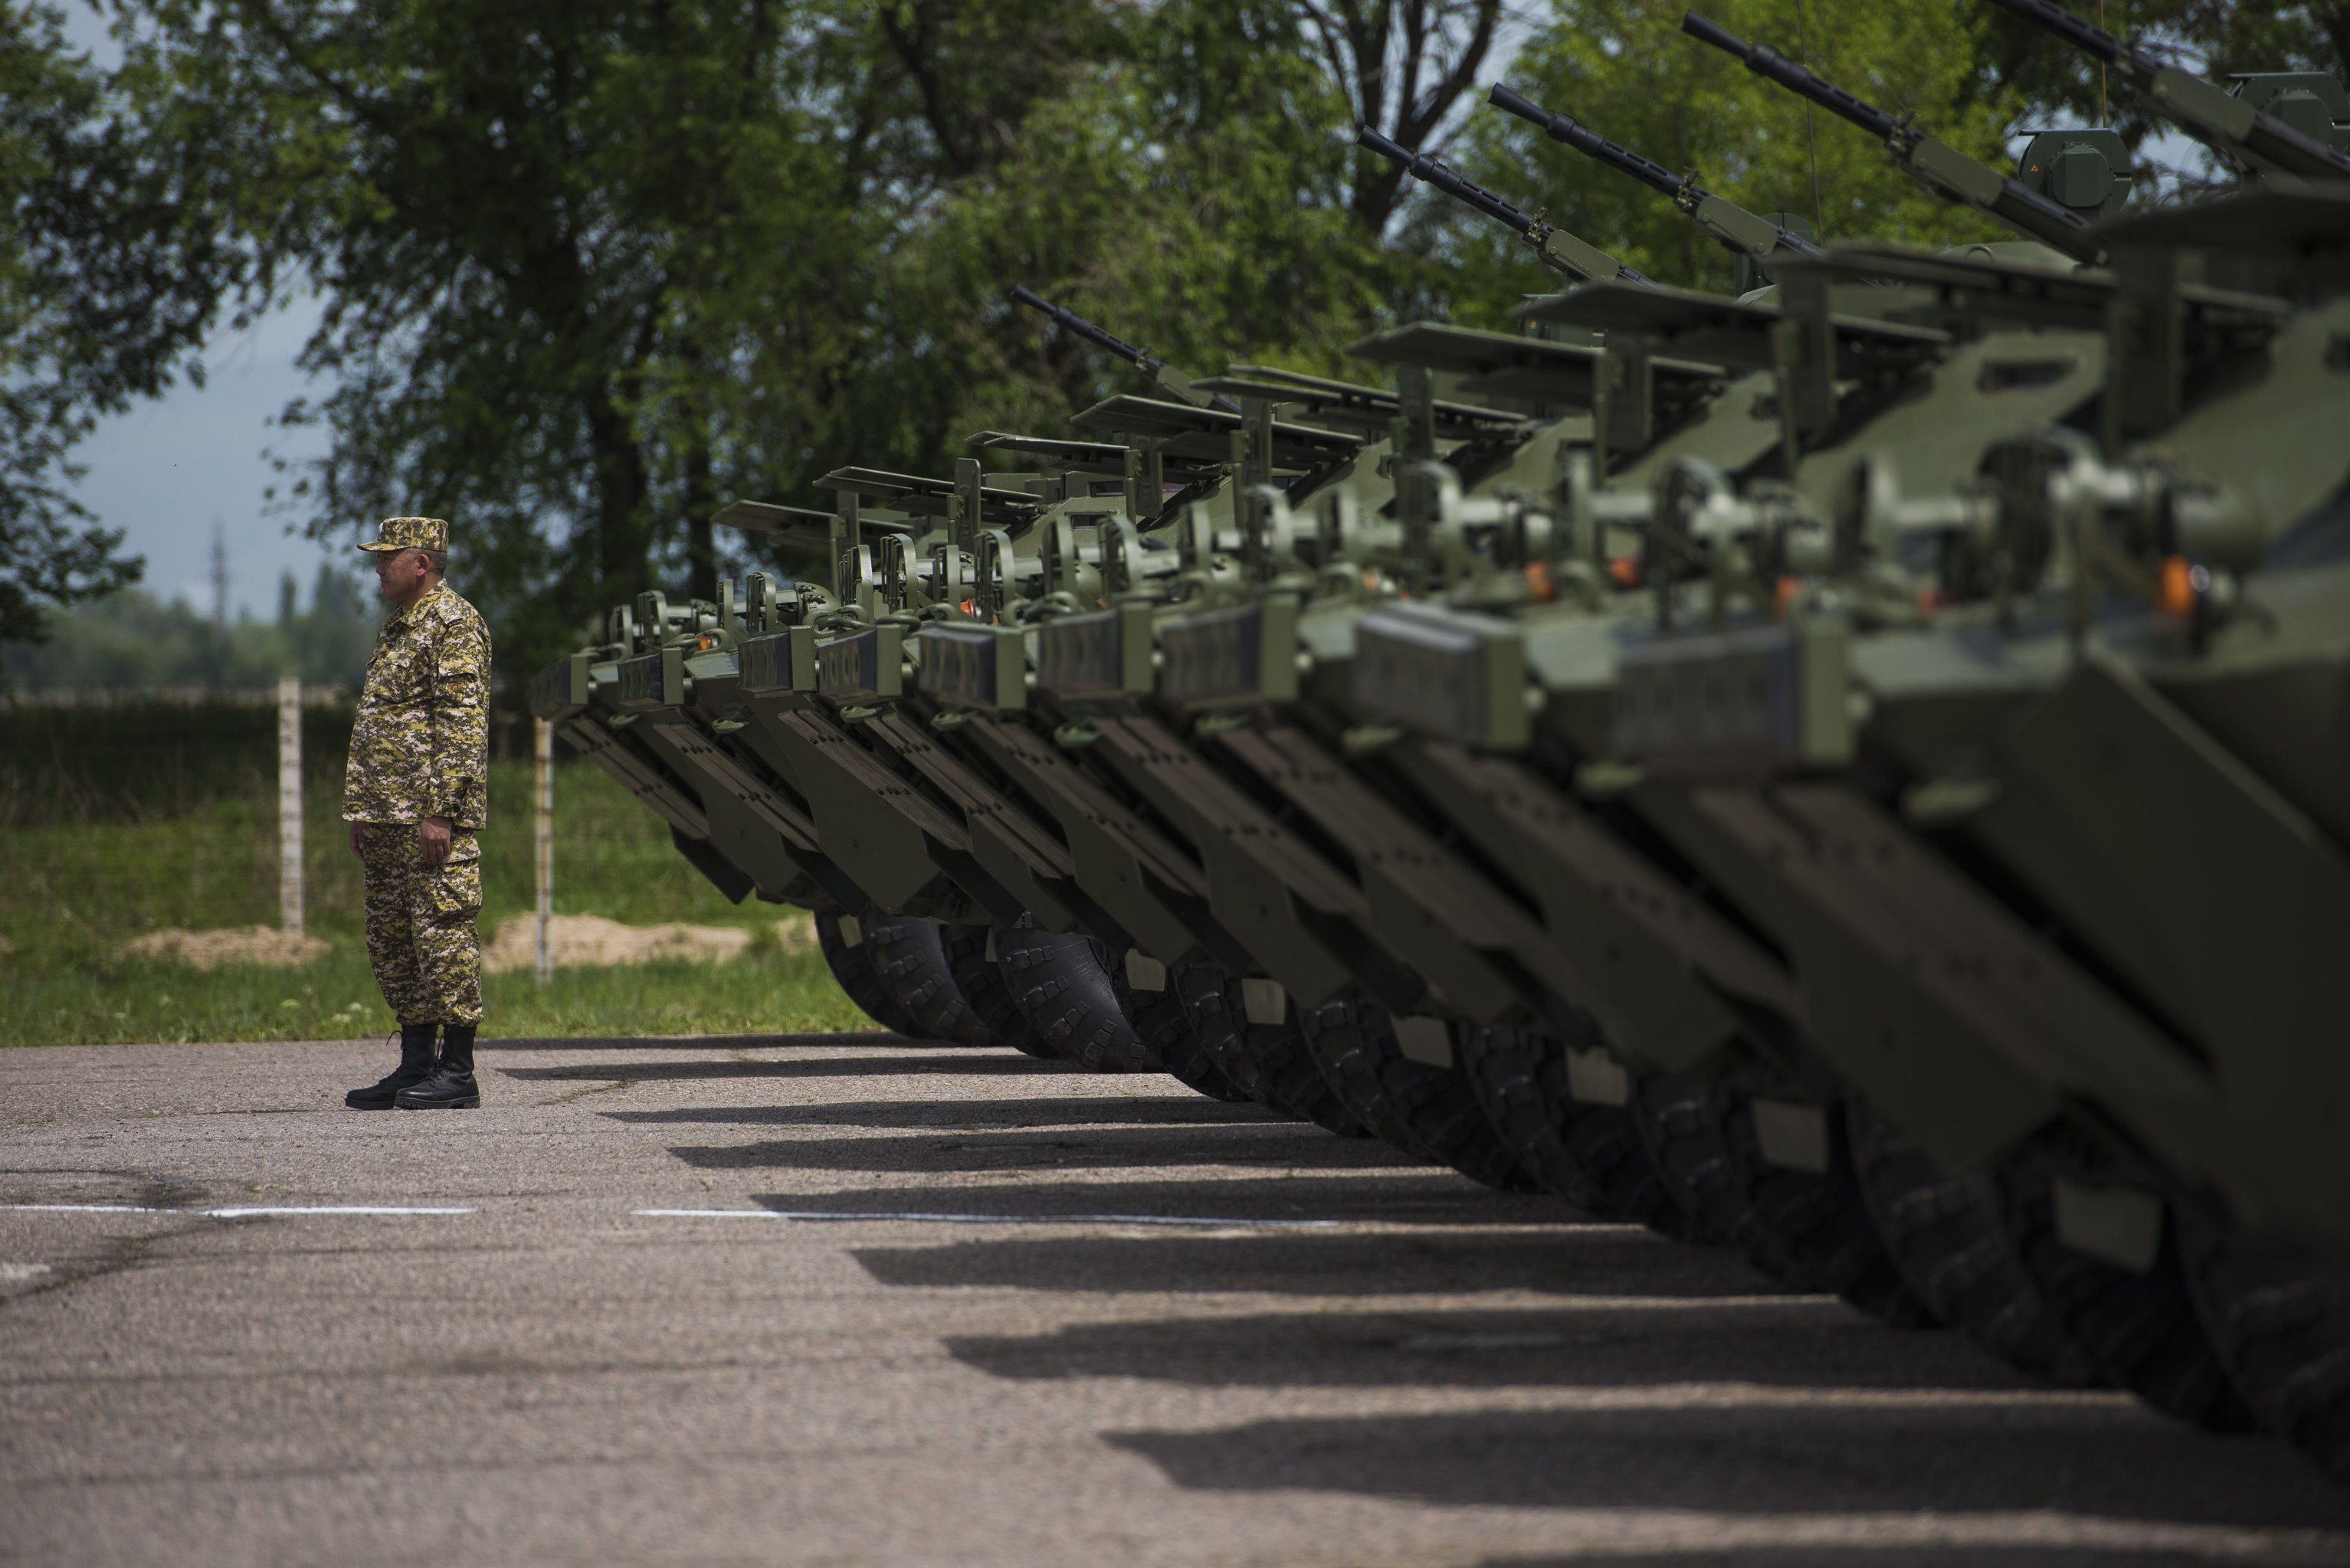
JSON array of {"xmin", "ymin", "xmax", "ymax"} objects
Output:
[
  {"xmin": 346, "ymin": 1024, "xmax": 439, "ymax": 1110},
  {"xmin": 395, "ymin": 1024, "xmax": 481, "ymax": 1110}
]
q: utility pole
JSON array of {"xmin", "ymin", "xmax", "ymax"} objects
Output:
[
  {"xmin": 277, "ymin": 676, "xmax": 304, "ymax": 934},
  {"xmin": 211, "ymin": 521, "xmax": 230, "ymax": 629},
  {"xmin": 534, "ymin": 716, "xmax": 554, "ymax": 986}
]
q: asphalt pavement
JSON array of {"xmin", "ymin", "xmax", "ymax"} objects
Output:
[{"xmin": 4, "ymin": 1033, "xmax": 2348, "ymax": 1567}]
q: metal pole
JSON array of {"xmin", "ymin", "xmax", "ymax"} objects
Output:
[
  {"xmin": 277, "ymin": 676, "xmax": 304, "ymax": 935},
  {"xmin": 534, "ymin": 716, "xmax": 553, "ymax": 987}
]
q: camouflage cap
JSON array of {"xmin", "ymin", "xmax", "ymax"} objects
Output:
[{"xmin": 356, "ymin": 516, "xmax": 449, "ymax": 555}]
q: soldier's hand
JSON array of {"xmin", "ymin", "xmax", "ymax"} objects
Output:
[
  {"xmin": 418, "ymin": 816, "xmax": 454, "ymax": 866},
  {"xmin": 349, "ymin": 822, "xmax": 365, "ymax": 859}
]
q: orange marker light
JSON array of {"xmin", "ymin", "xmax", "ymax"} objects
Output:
[
  {"xmin": 1524, "ymin": 560, "xmax": 1556, "ymax": 603},
  {"xmin": 2158, "ymin": 555, "xmax": 2196, "ymax": 618},
  {"xmin": 1608, "ymin": 554, "xmax": 1642, "ymax": 588}
]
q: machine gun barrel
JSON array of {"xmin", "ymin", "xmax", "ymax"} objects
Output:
[
  {"xmin": 1009, "ymin": 284, "xmax": 1162, "ymax": 374},
  {"xmin": 1355, "ymin": 123, "xmax": 1654, "ymax": 284},
  {"xmin": 1981, "ymin": 0, "xmax": 2350, "ymax": 181},
  {"xmin": 1680, "ymin": 10, "xmax": 2103, "ymax": 262},
  {"xmin": 1489, "ymin": 83, "xmax": 1688, "ymax": 201},
  {"xmin": 1008, "ymin": 286, "xmax": 1234, "ymax": 411},
  {"xmin": 1487, "ymin": 82, "xmax": 1822, "ymax": 262},
  {"xmin": 1359, "ymin": 123, "xmax": 1533, "ymax": 234}
]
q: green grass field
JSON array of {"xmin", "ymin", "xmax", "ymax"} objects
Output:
[{"xmin": 2, "ymin": 746, "xmax": 870, "ymax": 1046}]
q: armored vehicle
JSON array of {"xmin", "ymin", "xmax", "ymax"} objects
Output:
[{"xmin": 536, "ymin": 8, "xmax": 2350, "ymax": 1480}]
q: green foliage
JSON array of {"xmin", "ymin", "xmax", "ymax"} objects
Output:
[
  {"xmin": 900, "ymin": 0, "xmax": 1398, "ymax": 446},
  {"xmin": 0, "ymin": 700, "xmax": 352, "ymax": 826},
  {"xmin": 1, "ymin": 741, "xmax": 757, "ymax": 971},
  {"xmin": 0, "ymin": 738, "xmax": 870, "ymax": 1044},
  {"xmin": 2, "ymin": 562, "xmax": 379, "ymax": 699},
  {"xmin": 1454, "ymin": 0, "xmax": 2019, "ymax": 300},
  {"xmin": 0, "ymin": 3, "xmax": 140, "ymax": 640},
  {"xmin": 5, "ymin": 944, "xmax": 867, "ymax": 1047},
  {"xmin": 116, "ymin": 0, "xmax": 878, "ymax": 670}
]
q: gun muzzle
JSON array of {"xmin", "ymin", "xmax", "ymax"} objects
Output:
[{"xmin": 1677, "ymin": 9, "xmax": 1742, "ymax": 55}]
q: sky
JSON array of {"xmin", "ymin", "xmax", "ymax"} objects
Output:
[{"xmin": 70, "ymin": 296, "xmax": 336, "ymax": 621}]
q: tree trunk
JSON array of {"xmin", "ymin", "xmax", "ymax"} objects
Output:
[
  {"xmin": 586, "ymin": 388, "xmax": 651, "ymax": 607},
  {"xmin": 684, "ymin": 435, "xmax": 717, "ymax": 604}
]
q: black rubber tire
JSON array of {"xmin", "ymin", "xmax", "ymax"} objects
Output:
[
  {"xmin": 1631, "ymin": 1072, "xmax": 1757, "ymax": 1250},
  {"xmin": 1848, "ymin": 1101, "xmax": 2099, "ymax": 1383},
  {"xmin": 995, "ymin": 921, "xmax": 1159, "ymax": 1072},
  {"xmin": 865, "ymin": 912, "xmax": 994, "ymax": 1046},
  {"xmin": 939, "ymin": 923, "xmax": 1060, "ymax": 1060},
  {"xmin": 2181, "ymin": 1226, "xmax": 2350, "ymax": 1481},
  {"xmin": 1999, "ymin": 1167, "xmax": 2257, "ymax": 1432},
  {"xmin": 1630, "ymin": 1074, "xmax": 1886, "ymax": 1299},
  {"xmin": 1294, "ymin": 998, "xmax": 1437, "ymax": 1161},
  {"xmin": 1719, "ymin": 1092, "xmax": 1939, "ymax": 1327},
  {"xmin": 1175, "ymin": 964, "xmax": 1364, "ymax": 1135},
  {"xmin": 1456, "ymin": 1025, "xmax": 1691, "ymax": 1232},
  {"xmin": 815, "ymin": 908, "xmax": 926, "ymax": 1036},
  {"xmin": 1108, "ymin": 960, "xmax": 1254, "ymax": 1102},
  {"xmin": 1299, "ymin": 999, "xmax": 1534, "ymax": 1190}
]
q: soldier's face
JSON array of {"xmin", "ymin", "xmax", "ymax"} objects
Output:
[{"xmin": 374, "ymin": 548, "xmax": 434, "ymax": 606}]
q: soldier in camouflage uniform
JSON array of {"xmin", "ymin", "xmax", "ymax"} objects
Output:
[{"xmin": 342, "ymin": 516, "xmax": 494, "ymax": 1111}]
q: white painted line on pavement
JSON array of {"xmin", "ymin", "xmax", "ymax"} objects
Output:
[
  {"xmin": 634, "ymin": 1207, "xmax": 1340, "ymax": 1228},
  {"xmin": 3, "ymin": 1203, "xmax": 476, "ymax": 1218},
  {"xmin": 205, "ymin": 1206, "xmax": 477, "ymax": 1218}
]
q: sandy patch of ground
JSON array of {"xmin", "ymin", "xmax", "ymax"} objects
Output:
[
  {"xmin": 107, "ymin": 913, "xmax": 814, "ymax": 974},
  {"xmin": 481, "ymin": 912, "xmax": 814, "ymax": 974},
  {"xmin": 119, "ymin": 926, "xmax": 333, "ymax": 969}
]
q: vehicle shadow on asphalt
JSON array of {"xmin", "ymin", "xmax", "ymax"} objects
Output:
[
  {"xmin": 769, "ymin": 1170, "xmax": 1570, "ymax": 1229},
  {"xmin": 945, "ymin": 1302, "xmax": 2030, "ymax": 1392},
  {"xmin": 849, "ymin": 1223, "xmax": 1772, "ymax": 1296},
  {"xmin": 1101, "ymin": 1406, "xmax": 2350, "ymax": 1530},
  {"xmin": 660, "ymin": 1121, "xmax": 1437, "ymax": 1174},
  {"xmin": 480, "ymin": 1032, "xmax": 936, "ymax": 1052},
  {"xmin": 497, "ymin": 1053, "xmax": 1059, "ymax": 1082},
  {"xmin": 602, "ymin": 1095, "xmax": 1280, "ymax": 1130}
]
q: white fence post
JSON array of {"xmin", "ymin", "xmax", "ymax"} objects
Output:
[
  {"xmin": 534, "ymin": 716, "xmax": 553, "ymax": 986},
  {"xmin": 277, "ymin": 676, "xmax": 304, "ymax": 935}
]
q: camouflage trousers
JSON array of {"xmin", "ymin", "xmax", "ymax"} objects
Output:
[{"xmin": 358, "ymin": 823, "xmax": 483, "ymax": 1027}]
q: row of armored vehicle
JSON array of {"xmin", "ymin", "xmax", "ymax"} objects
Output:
[{"xmin": 532, "ymin": 6, "xmax": 2350, "ymax": 1482}]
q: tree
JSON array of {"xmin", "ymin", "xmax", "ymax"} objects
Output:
[
  {"xmin": 0, "ymin": 2, "xmax": 257, "ymax": 641},
  {"xmin": 121, "ymin": 0, "xmax": 876, "ymax": 669},
  {"xmin": 1293, "ymin": 0, "xmax": 1506, "ymax": 233},
  {"xmin": 858, "ymin": 0, "xmax": 1404, "ymax": 457}
]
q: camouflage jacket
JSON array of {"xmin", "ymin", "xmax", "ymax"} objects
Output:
[{"xmin": 343, "ymin": 582, "xmax": 493, "ymax": 827}]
